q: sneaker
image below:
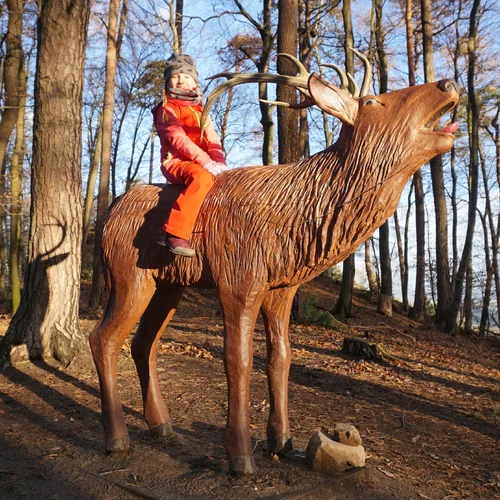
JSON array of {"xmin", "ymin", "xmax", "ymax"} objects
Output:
[{"xmin": 158, "ymin": 233, "xmax": 196, "ymax": 258}]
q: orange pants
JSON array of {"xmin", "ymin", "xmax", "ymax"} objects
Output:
[{"xmin": 162, "ymin": 160, "xmax": 214, "ymax": 241}]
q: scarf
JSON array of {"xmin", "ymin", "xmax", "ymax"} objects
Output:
[{"xmin": 166, "ymin": 87, "xmax": 202, "ymax": 104}]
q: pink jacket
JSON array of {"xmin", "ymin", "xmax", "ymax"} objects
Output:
[{"xmin": 152, "ymin": 98, "xmax": 225, "ymax": 181}]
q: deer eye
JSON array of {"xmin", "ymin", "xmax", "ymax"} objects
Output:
[{"xmin": 364, "ymin": 98, "xmax": 378, "ymax": 106}]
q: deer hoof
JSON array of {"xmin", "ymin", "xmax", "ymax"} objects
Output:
[
  {"xmin": 105, "ymin": 435, "xmax": 130, "ymax": 457},
  {"xmin": 229, "ymin": 455, "xmax": 256, "ymax": 476},
  {"xmin": 149, "ymin": 422, "xmax": 174, "ymax": 438},
  {"xmin": 268, "ymin": 435, "xmax": 293, "ymax": 456}
]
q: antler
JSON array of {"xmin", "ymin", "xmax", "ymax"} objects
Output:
[
  {"xmin": 200, "ymin": 54, "xmax": 311, "ymax": 137},
  {"xmin": 200, "ymin": 49, "xmax": 372, "ymax": 136},
  {"xmin": 321, "ymin": 48, "xmax": 372, "ymax": 98}
]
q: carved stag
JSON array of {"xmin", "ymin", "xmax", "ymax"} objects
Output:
[{"xmin": 90, "ymin": 51, "xmax": 459, "ymax": 475}]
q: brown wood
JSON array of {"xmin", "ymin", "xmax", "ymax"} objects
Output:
[{"xmin": 90, "ymin": 73, "xmax": 459, "ymax": 475}]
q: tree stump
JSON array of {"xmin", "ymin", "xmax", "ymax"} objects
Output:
[{"xmin": 340, "ymin": 337, "xmax": 383, "ymax": 361}]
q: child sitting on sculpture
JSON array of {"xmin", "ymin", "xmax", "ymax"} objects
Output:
[{"xmin": 152, "ymin": 53, "xmax": 228, "ymax": 257}]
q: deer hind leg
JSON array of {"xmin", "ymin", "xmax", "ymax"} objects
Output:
[
  {"xmin": 218, "ymin": 283, "xmax": 267, "ymax": 475},
  {"xmin": 260, "ymin": 285, "xmax": 298, "ymax": 457},
  {"xmin": 131, "ymin": 285, "xmax": 184, "ymax": 438},
  {"xmin": 89, "ymin": 280, "xmax": 156, "ymax": 455}
]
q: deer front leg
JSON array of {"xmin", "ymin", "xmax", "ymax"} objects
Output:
[
  {"xmin": 260, "ymin": 286, "xmax": 298, "ymax": 457},
  {"xmin": 218, "ymin": 283, "xmax": 266, "ymax": 475},
  {"xmin": 131, "ymin": 286, "xmax": 184, "ymax": 438}
]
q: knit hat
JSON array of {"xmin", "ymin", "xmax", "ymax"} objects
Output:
[{"xmin": 164, "ymin": 54, "xmax": 199, "ymax": 84}]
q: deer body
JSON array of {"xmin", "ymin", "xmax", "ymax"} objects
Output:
[{"xmin": 90, "ymin": 74, "xmax": 459, "ymax": 475}]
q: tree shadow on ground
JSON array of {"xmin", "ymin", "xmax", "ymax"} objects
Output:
[
  {"xmin": 398, "ymin": 355, "xmax": 500, "ymax": 386},
  {"xmin": 288, "ymin": 363, "xmax": 499, "ymax": 439},
  {"xmin": 0, "ymin": 359, "xmax": 227, "ymax": 465},
  {"xmin": 287, "ymin": 340, "xmax": 500, "ymax": 403}
]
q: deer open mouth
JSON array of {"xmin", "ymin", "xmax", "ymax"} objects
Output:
[{"xmin": 424, "ymin": 101, "xmax": 459, "ymax": 134}]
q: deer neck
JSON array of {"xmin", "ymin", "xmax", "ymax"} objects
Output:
[{"xmin": 288, "ymin": 128, "xmax": 414, "ymax": 272}]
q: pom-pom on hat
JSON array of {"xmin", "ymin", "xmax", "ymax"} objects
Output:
[{"xmin": 164, "ymin": 54, "xmax": 199, "ymax": 84}]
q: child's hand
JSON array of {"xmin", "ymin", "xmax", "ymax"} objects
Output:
[{"xmin": 204, "ymin": 161, "xmax": 228, "ymax": 176}]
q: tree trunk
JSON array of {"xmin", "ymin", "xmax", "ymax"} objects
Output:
[
  {"xmin": 110, "ymin": 98, "xmax": 130, "ymax": 198},
  {"xmin": 258, "ymin": 1, "xmax": 274, "ymax": 166},
  {"xmin": 0, "ymin": 162, "xmax": 7, "ymax": 291},
  {"xmin": 479, "ymin": 142, "xmax": 498, "ymax": 332},
  {"xmin": 0, "ymin": 0, "xmax": 91, "ymax": 366},
  {"xmin": 487, "ymin": 107, "xmax": 500, "ymax": 322},
  {"xmin": 374, "ymin": 0, "xmax": 391, "ymax": 315},
  {"xmin": 420, "ymin": 0, "xmax": 453, "ymax": 331},
  {"xmin": 298, "ymin": 0, "xmax": 312, "ymax": 159},
  {"xmin": 426, "ymin": 209, "xmax": 437, "ymax": 312},
  {"xmin": 478, "ymin": 211, "xmax": 492, "ymax": 336},
  {"xmin": 378, "ymin": 220, "xmax": 392, "ymax": 316},
  {"xmin": 332, "ymin": 254, "xmax": 355, "ymax": 318},
  {"xmin": 406, "ymin": 0, "xmax": 426, "ymax": 321},
  {"xmin": 450, "ymin": 0, "xmax": 463, "ymax": 285},
  {"xmin": 334, "ymin": 0, "xmax": 356, "ymax": 317},
  {"xmin": 149, "ymin": 124, "xmax": 155, "ymax": 184},
  {"xmin": 410, "ymin": 169, "xmax": 426, "ymax": 320},
  {"xmin": 82, "ymin": 113, "xmax": 103, "ymax": 250},
  {"xmin": 342, "ymin": 0, "xmax": 355, "ymax": 93},
  {"xmin": 405, "ymin": 0, "xmax": 416, "ymax": 86},
  {"xmin": 175, "ymin": 0, "xmax": 183, "ymax": 52},
  {"xmin": 9, "ymin": 63, "xmax": 27, "ymax": 314},
  {"xmin": 393, "ymin": 211, "xmax": 408, "ymax": 312},
  {"xmin": 463, "ymin": 256, "xmax": 473, "ymax": 333},
  {"xmin": 430, "ymin": 153, "xmax": 453, "ymax": 329},
  {"xmin": 0, "ymin": 0, "xmax": 23, "ymax": 173},
  {"xmin": 90, "ymin": 0, "xmax": 123, "ymax": 309},
  {"xmin": 277, "ymin": 0, "xmax": 300, "ymax": 164},
  {"xmin": 233, "ymin": 0, "xmax": 274, "ymax": 165},
  {"xmin": 446, "ymin": 0, "xmax": 481, "ymax": 334},
  {"xmin": 220, "ymin": 59, "xmax": 241, "ymax": 154},
  {"xmin": 364, "ymin": 239, "xmax": 378, "ymax": 296},
  {"xmin": 0, "ymin": 0, "xmax": 23, "ymax": 292}
]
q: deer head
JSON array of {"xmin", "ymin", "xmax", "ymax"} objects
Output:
[{"xmin": 310, "ymin": 74, "xmax": 459, "ymax": 166}]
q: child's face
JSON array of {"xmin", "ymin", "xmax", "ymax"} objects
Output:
[{"xmin": 169, "ymin": 73, "xmax": 197, "ymax": 91}]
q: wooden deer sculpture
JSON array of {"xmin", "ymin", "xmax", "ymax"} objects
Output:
[{"xmin": 90, "ymin": 51, "xmax": 459, "ymax": 475}]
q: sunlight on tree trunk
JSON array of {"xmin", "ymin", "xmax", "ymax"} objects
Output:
[{"xmin": 0, "ymin": 0, "xmax": 91, "ymax": 367}]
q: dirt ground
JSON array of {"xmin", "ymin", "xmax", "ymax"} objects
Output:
[{"xmin": 0, "ymin": 277, "xmax": 499, "ymax": 499}]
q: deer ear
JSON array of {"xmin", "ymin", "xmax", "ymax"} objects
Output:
[{"xmin": 308, "ymin": 73, "xmax": 358, "ymax": 126}]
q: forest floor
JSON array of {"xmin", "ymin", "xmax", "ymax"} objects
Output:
[{"xmin": 0, "ymin": 276, "xmax": 499, "ymax": 500}]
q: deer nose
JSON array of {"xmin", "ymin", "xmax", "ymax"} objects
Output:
[{"xmin": 437, "ymin": 79, "xmax": 459, "ymax": 94}]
